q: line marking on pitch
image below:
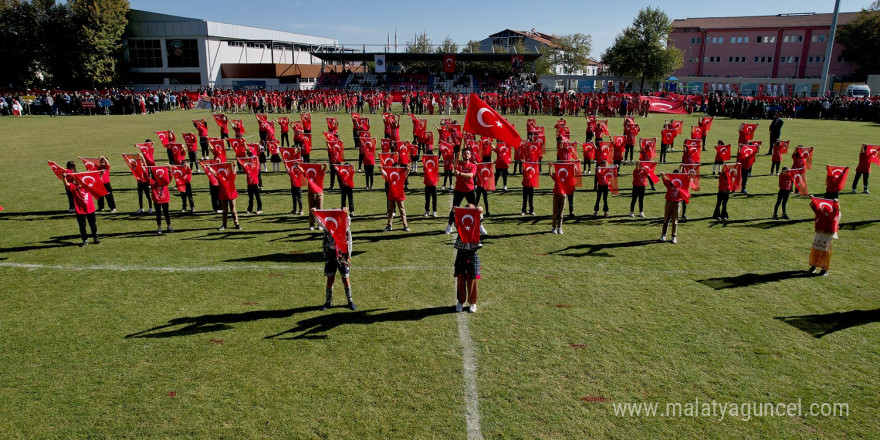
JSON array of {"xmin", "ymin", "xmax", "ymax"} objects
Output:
[{"xmin": 457, "ymin": 313, "xmax": 482, "ymax": 440}]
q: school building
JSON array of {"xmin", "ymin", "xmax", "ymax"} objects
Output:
[{"xmin": 670, "ymin": 12, "xmax": 860, "ymax": 80}]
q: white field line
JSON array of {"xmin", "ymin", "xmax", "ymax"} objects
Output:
[{"xmin": 457, "ymin": 313, "xmax": 482, "ymax": 440}]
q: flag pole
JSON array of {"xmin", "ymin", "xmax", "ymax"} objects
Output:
[{"xmin": 819, "ymin": 0, "xmax": 841, "ymax": 97}]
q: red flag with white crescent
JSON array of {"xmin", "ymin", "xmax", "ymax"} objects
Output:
[
  {"xmin": 155, "ymin": 130, "xmax": 174, "ymax": 147},
  {"xmin": 810, "ymin": 196, "xmax": 840, "ymax": 233},
  {"xmin": 136, "ymin": 142, "xmax": 155, "ymax": 166},
  {"xmin": 476, "ymin": 162, "xmax": 495, "ymax": 191},
  {"xmin": 300, "ymin": 162, "xmax": 326, "ymax": 193},
  {"xmin": 170, "ymin": 144, "xmax": 186, "ymax": 164},
  {"xmin": 666, "ymin": 173, "xmax": 692, "ymax": 203},
  {"xmin": 279, "ymin": 147, "xmax": 300, "ymax": 162},
  {"xmin": 582, "ymin": 142, "xmax": 596, "ymax": 161},
  {"xmin": 382, "ymin": 166, "xmax": 407, "ymax": 201},
  {"xmin": 327, "ymin": 140, "xmax": 345, "ymax": 163},
  {"xmin": 379, "ymin": 152, "xmax": 396, "ymax": 168},
  {"xmin": 715, "ymin": 144, "xmax": 732, "ymax": 162},
  {"xmin": 552, "ymin": 162, "xmax": 576, "ymax": 194},
  {"xmin": 463, "ymin": 93, "xmax": 522, "ymax": 147},
  {"xmin": 204, "ymin": 162, "xmax": 236, "ymax": 193},
  {"xmin": 790, "ymin": 167, "xmax": 808, "ymax": 196},
  {"xmin": 641, "ymin": 96, "xmax": 688, "ymax": 114},
  {"xmin": 454, "ymin": 206, "xmax": 482, "ymax": 244},
  {"xmin": 170, "ymin": 165, "xmax": 192, "ymax": 192},
  {"xmin": 71, "ymin": 171, "xmax": 108, "ymax": 198},
  {"xmin": 598, "ymin": 166, "xmax": 619, "ymax": 195},
  {"xmin": 312, "ymin": 209, "xmax": 350, "ymax": 256},
  {"xmin": 121, "ymin": 154, "xmax": 146, "ymax": 183},
  {"xmin": 147, "ymin": 165, "xmax": 172, "ymax": 187},
  {"xmin": 639, "ymin": 138, "xmax": 657, "ymax": 160},
  {"xmin": 639, "ymin": 161, "xmax": 660, "ymax": 184},
  {"xmin": 597, "ymin": 141, "xmax": 612, "ymax": 163},
  {"xmin": 796, "ymin": 146, "xmax": 814, "ymax": 170},
  {"xmin": 183, "ymin": 133, "xmax": 198, "ymax": 152},
  {"xmin": 826, "ymin": 165, "xmax": 850, "ymax": 192},
  {"xmin": 79, "ymin": 157, "xmax": 101, "ymax": 171},
  {"xmin": 679, "ymin": 164, "xmax": 701, "ymax": 191},
  {"xmin": 522, "ymin": 162, "xmax": 540, "ymax": 188},
  {"xmin": 48, "ymin": 160, "xmax": 68, "ymax": 180},
  {"xmin": 866, "ymin": 144, "xmax": 880, "ymax": 166},
  {"xmin": 380, "ymin": 138, "xmax": 392, "ymax": 153},
  {"xmin": 443, "ymin": 54, "xmax": 456, "ymax": 73},
  {"xmin": 228, "ymin": 138, "xmax": 248, "ymax": 158},
  {"xmin": 267, "ymin": 141, "xmax": 280, "ymax": 156},
  {"xmin": 231, "ymin": 119, "xmax": 245, "ymax": 135},
  {"xmin": 684, "ymin": 139, "xmax": 702, "ymax": 163},
  {"xmin": 208, "ymin": 139, "xmax": 227, "ymax": 162},
  {"xmin": 422, "ymin": 154, "xmax": 439, "ymax": 186},
  {"xmin": 333, "ymin": 163, "xmax": 355, "ymax": 188}
]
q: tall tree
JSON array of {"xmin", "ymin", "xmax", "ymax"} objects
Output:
[
  {"xmin": 601, "ymin": 7, "xmax": 683, "ymax": 91},
  {"xmin": 406, "ymin": 32, "xmax": 432, "ymax": 53},
  {"xmin": 436, "ymin": 36, "xmax": 459, "ymax": 54},
  {"xmin": 836, "ymin": 1, "xmax": 880, "ymax": 78},
  {"xmin": 0, "ymin": 0, "xmax": 40, "ymax": 88},
  {"xmin": 544, "ymin": 33, "xmax": 592, "ymax": 75},
  {"xmin": 461, "ymin": 40, "xmax": 482, "ymax": 54},
  {"xmin": 68, "ymin": 0, "xmax": 129, "ymax": 86}
]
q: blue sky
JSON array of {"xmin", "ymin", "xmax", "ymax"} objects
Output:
[{"xmin": 129, "ymin": 0, "xmax": 874, "ymax": 57}]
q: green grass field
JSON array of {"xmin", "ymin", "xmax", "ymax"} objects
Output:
[{"xmin": 1, "ymin": 108, "xmax": 878, "ymax": 439}]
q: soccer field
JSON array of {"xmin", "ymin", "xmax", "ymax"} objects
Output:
[{"xmin": 1, "ymin": 109, "xmax": 878, "ymax": 439}]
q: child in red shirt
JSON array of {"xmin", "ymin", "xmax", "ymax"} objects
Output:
[{"xmin": 773, "ymin": 167, "xmax": 792, "ymax": 220}]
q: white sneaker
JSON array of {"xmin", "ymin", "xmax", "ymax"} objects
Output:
[
  {"xmin": 424, "ymin": 211, "xmax": 430, "ymax": 217},
  {"xmin": 445, "ymin": 224, "xmax": 453, "ymax": 234},
  {"xmin": 432, "ymin": 211, "xmax": 437, "ymax": 217},
  {"xmin": 309, "ymin": 226, "xmax": 315, "ymax": 231},
  {"xmin": 503, "ymin": 185, "xmax": 508, "ymax": 191},
  {"xmin": 455, "ymin": 302, "xmax": 463, "ymax": 312},
  {"xmin": 659, "ymin": 235, "xmax": 666, "ymax": 242},
  {"xmin": 552, "ymin": 228, "xmax": 558, "ymax": 234},
  {"xmin": 671, "ymin": 236, "xmax": 677, "ymax": 244},
  {"xmin": 639, "ymin": 212, "xmax": 645, "ymax": 218},
  {"xmin": 479, "ymin": 224, "xmax": 487, "ymax": 235},
  {"xmin": 468, "ymin": 304, "xmax": 477, "ymax": 313},
  {"xmin": 558, "ymin": 228, "xmax": 563, "ymax": 235},
  {"xmin": 629, "ymin": 211, "xmax": 634, "ymax": 217}
]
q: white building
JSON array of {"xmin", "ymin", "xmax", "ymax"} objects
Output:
[{"xmin": 124, "ymin": 9, "xmax": 338, "ymax": 89}]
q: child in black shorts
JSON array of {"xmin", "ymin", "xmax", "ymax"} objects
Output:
[
  {"xmin": 320, "ymin": 209, "xmax": 356, "ymax": 311},
  {"xmin": 454, "ymin": 205, "xmax": 483, "ymax": 313}
]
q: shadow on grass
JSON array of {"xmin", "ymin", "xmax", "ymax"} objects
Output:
[
  {"xmin": 266, "ymin": 306, "xmax": 455, "ymax": 340},
  {"xmin": 354, "ymin": 229, "xmax": 445, "ymax": 242},
  {"xmin": 838, "ymin": 219, "xmax": 880, "ymax": 231},
  {"xmin": 775, "ymin": 308, "xmax": 880, "ymax": 338},
  {"xmin": 698, "ymin": 270, "xmax": 814, "ymax": 290},
  {"xmin": 225, "ymin": 250, "xmax": 364, "ymax": 263},
  {"xmin": 0, "ymin": 230, "xmax": 177, "ymax": 253},
  {"xmin": 125, "ymin": 306, "xmax": 322, "ymax": 338},
  {"xmin": 549, "ymin": 239, "xmax": 657, "ymax": 258}
]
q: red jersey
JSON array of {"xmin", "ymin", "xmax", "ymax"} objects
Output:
[{"xmin": 454, "ymin": 161, "xmax": 477, "ymax": 192}]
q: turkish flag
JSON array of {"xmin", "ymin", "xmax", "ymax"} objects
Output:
[
  {"xmin": 700, "ymin": 117, "xmax": 714, "ymax": 133},
  {"xmin": 866, "ymin": 144, "xmax": 880, "ymax": 166},
  {"xmin": 246, "ymin": 142, "xmax": 259, "ymax": 159},
  {"xmin": 380, "ymin": 138, "xmax": 392, "ymax": 153},
  {"xmin": 254, "ymin": 113, "xmax": 269, "ymax": 124},
  {"xmin": 48, "ymin": 160, "xmax": 68, "ymax": 180},
  {"xmin": 379, "ymin": 152, "xmax": 396, "ymax": 168},
  {"xmin": 79, "ymin": 157, "xmax": 101, "ymax": 171},
  {"xmin": 312, "ymin": 209, "xmax": 351, "ymax": 256},
  {"xmin": 597, "ymin": 120, "xmax": 610, "ymax": 137},
  {"xmin": 796, "ymin": 146, "xmax": 814, "ymax": 170},
  {"xmin": 361, "ymin": 137, "xmax": 377, "ymax": 165},
  {"xmin": 300, "ymin": 113, "xmax": 312, "ymax": 131},
  {"xmin": 279, "ymin": 147, "xmax": 300, "ymax": 162},
  {"xmin": 454, "ymin": 206, "xmax": 482, "ymax": 244},
  {"xmin": 212, "ymin": 114, "xmax": 226, "ymax": 128},
  {"xmin": 612, "ymin": 136, "xmax": 626, "ymax": 161},
  {"xmin": 183, "ymin": 133, "xmax": 198, "ymax": 152},
  {"xmin": 155, "ymin": 130, "xmax": 174, "ymax": 147},
  {"xmin": 121, "ymin": 154, "xmax": 146, "ymax": 183},
  {"xmin": 206, "ymin": 162, "xmax": 237, "ymax": 195},
  {"xmin": 598, "ymin": 166, "xmax": 619, "ymax": 194},
  {"xmin": 170, "ymin": 165, "xmax": 192, "ymax": 192},
  {"xmin": 231, "ymin": 119, "xmax": 245, "ymax": 135},
  {"xmin": 443, "ymin": 54, "xmax": 456, "ymax": 73},
  {"xmin": 300, "ymin": 163, "xmax": 326, "ymax": 193},
  {"xmin": 522, "ymin": 162, "xmax": 540, "ymax": 188},
  {"xmin": 738, "ymin": 123, "xmax": 758, "ymax": 144},
  {"xmin": 810, "ymin": 196, "xmax": 841, "ymax": 234},
  {"xmin": 666, "ymin": 173, "xmax": 692, "ymax": 203},
  {"xmin": 476, "ymin": 162, "xmax": 496, "ymax": 191},
  {"xmin": 136, "ymin": 142, "xmax": 156, "ymax": 166},
  {"xmin": 170, "ymin": 144, "xmax": 186, "ymax": 164},
  {"xmin": 357, "ymin": 116, "xmax": 370, "ymax": 132},
  {"xmin": 791, "ymin": 167, "xmax": 808, "ymax": 196},
  {"xmin": 552, "ymin": 162, "xmax": 576, "ymax": 194},
  {"xmin": 439, "ymin": 141, "xmax": 455, "ymax": 165},
  {"xmin": 723, "ymin": 163, "xmax": 743, "ymax": 192},
  {"xmin": 147, "ymin": 165, "xmax": 172, "ymax": 187},
  {"xmin": 715, "ymin": 144, "xmax": 732, "ymax": 162},
  {"xmin": 326, "ymin": 117, "xmax": 339, "ymax": 133},
  {"xmin": 422, "ymin": 154, "xmax": 439, "ymax": 186},
  {"xmin": 826, "ymin": 165, "xmax": 850, "ymax": 192},
  {"xmin": 267, "ymin": 141, "xmax": 280, "ymax": 156},
  {"xmin": 70, "ymin": 171, "xmax": 108, "ymax": 198},
  {"xmin": 661, "ymin": 129, "xmax": 676, "ymax": 145},
  {"xmin": 199, "ymin": 159, "xmax": 220, "ymax": 186},
  {"xmin": 684, "ymin": 139, "xmax": 702, "ymax": 163},
  {"xmin": 463, "ymin": 93, "xmax": 522, "ymax": 147},
  {"xmin": 382, "ymin": 166, "xmax": 407, "ymax": 201},
  {"xmin": 639, "ymin": 138, "xmax": 657, "ymax": 161},
  {"xmin": 679, "ymin": 164, "xmax": 701, "ymax": 191},
  {"xmin": 737, "ymin": 144, "xmax": 759, "ymax": 169},
  {"xmin": 638, "ymin": 161, "xmax": 660, "ymax": 184},
  {"xmin": 690, "ymin": 126, "xmax": 703, "ymax": 140},
  {"xmin": 597, "ymin": 141, "xmax": 612, "ymax": 163},
  {"xmin": 283, "ymin": 159, "xmax": 304, "ymax": 187},
  {"xmin": 327, "ymin": 140, "xmax": 345, "ymax": 163},
  {"xmin": 334, "ymin": 164, "xmax": 355, "ymax": 188},
  {"xmin": 641, "ymin": 96, "xmax": 688, "ymax": 114},
  {"xmin": 208, "ymin": 138, "xmax": 227, "ymax": 162},
  {"xmin": 192, "ymin": 119, "xmax": 208, "ymax": 135},
  {"xmin": 228, "ymin": 138, "xmax": 248, "ymax": 158},
  {"xmin": 670, "ymin": 120, "xmax": 684, "ymax": 135},
  {"xmin": 582, "ymin": 142, "xmax": 596, "ymax": 161}
]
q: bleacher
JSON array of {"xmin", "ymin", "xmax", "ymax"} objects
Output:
[{"xmin": 432, "ymin": 73, "xmax": 474, "ymax": 94}]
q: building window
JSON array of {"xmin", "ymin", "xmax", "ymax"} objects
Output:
[
  {"xmin": 768, "ymin": 56, "xmax": 773, "ymax": 63},
  {"xmin": 127, "ymin": 39, "xmax": 162, "ymax": 68},
  {"xmin": 818, "ymin": 34, "xmax": 826, "ymax": 42},
  {"xmin": 166, "ymin": 39, "xmax": 199, "ymax": 68},
  {"xmin": 227, "ymin": 41, "xmax": 243, "ymax": 47},
  {"xmin": 783, "ymin": 36, "xmax": 789, "ymax": 43},
  {"xmin": 729, "ymin": 56, "xmax": 733, "ymax": 63},
  {"xmin": 754, "ymin": 56, "xmax": 759, "ymax": 63},
  {"xmin": 744, "ymin": 36, "xmax": 749, "ymax": 43},
  {"xmin": 798, "ymin": 36, "xmax": 804, "ymax": 42},
  {"xmin": 794, "ymin": 56, "xmax": 799, "ymax": 63}
]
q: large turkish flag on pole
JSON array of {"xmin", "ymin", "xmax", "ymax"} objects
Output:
[{"xmin": 463, "ymin": 94, "xmax": 521, "ymax": 147}]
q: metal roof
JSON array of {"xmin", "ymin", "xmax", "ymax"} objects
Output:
[{"xmin": 310, "ymin": 52, "xmax": 542, "ymax": 63}]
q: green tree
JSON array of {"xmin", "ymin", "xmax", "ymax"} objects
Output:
[
  {"xmin": 436, "ymin": 36, "xmax": 458, "ymax": 54},
  {"xmin": 601, "ymin": 7, "xmax": 683, "ymax": 91},
  {"xmin": 545, "ymin": 33, "xmax": 592, "ymax": 75},
  {"xmin": 836, "ymin": 2, "xmax": 880, "ymax": 78},
  {"xmin": 405, "ymin": 31, "xmax": 432, "ymax": 53},
  {"xmin": 0, "ymin": 0, "xmax": 41, "ymax": 88},
  {"xmin": 68, "ymin": 0, "xmax": 129, "ymax": 86},
  {"xmin": 461, "ymin": 40, "xmax": 482, "ymax": 54}
]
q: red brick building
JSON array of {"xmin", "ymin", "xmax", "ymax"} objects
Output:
[{"xmin": 670, "ymin": 12, "xmax": 859, "ymax": 79}]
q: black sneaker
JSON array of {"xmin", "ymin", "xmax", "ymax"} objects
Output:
[
  {"xmin": 235, "ymin": 223, "xmax": 242, "ymax": 230},
  {"xmin": 781, "ymin": 214, "xmax": 790, "ymax": 220},
  {"xmin": 78, "ymin": 240, "xmax": 88, "ymax": 247},
  {"xmin": 93, "ymin": 239, "xmax": 101, "ymax": 245},
  {"xmin": 321, "ymin": 302, "xmax": 331, "ymax": 311},
  {"xmin": 348, "ymin": 301, "xmax": 357, "ymax": 311}
]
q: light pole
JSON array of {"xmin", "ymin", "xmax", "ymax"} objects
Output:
[{"xmin": 819, "ymin": 0, "xmax": 841, "ymax": 96}]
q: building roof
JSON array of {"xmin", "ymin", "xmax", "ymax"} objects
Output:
[
  {"xmin": 311, "ymin": 52, "xmax": 542, "ymax": 64},
  {"xmin": 672, "ymin": 12, "xmax": 860, "ymax": 30},
  {"xmin": 488, "ymin": 29, "xmax": 560, "ymax": 48},
  {"xmin": 128, "ymin": 9, "xmax": 337, "ymax": 46}
]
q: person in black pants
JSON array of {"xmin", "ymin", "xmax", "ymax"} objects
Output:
[
  {"xmin": 593, "ymin": 161, "xmax": 610, "ymax": 217},
  {"xmin": 773, "ymin": 168, "xmax": 792, "ymax": 220},
  {"xmin": 445, "ymin": 149, "xmax": 478, "ymax": 234},
  {"xmin": 767, "ymin": 112, "xmax": 783, "ymax": 155}
]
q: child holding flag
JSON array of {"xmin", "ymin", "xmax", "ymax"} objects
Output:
[
  {"xmin": 65, "ymin": 173, "xmax": 100, "ymax": 247},
  {"xmin": 453, "ymin": 204, "xmax": 483, "ymax": 313},
  {"xmin": 808, "ymin": 197, "xmax": 840, "ymax": 276},
  {"xmin": 312, "ymin": 208, "xmax": 356, "ymax": 311}
]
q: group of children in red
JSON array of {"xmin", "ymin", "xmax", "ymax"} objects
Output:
[{"xmin": 48, "ymin": 107, "xmax": 877, "ymax": 300}]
